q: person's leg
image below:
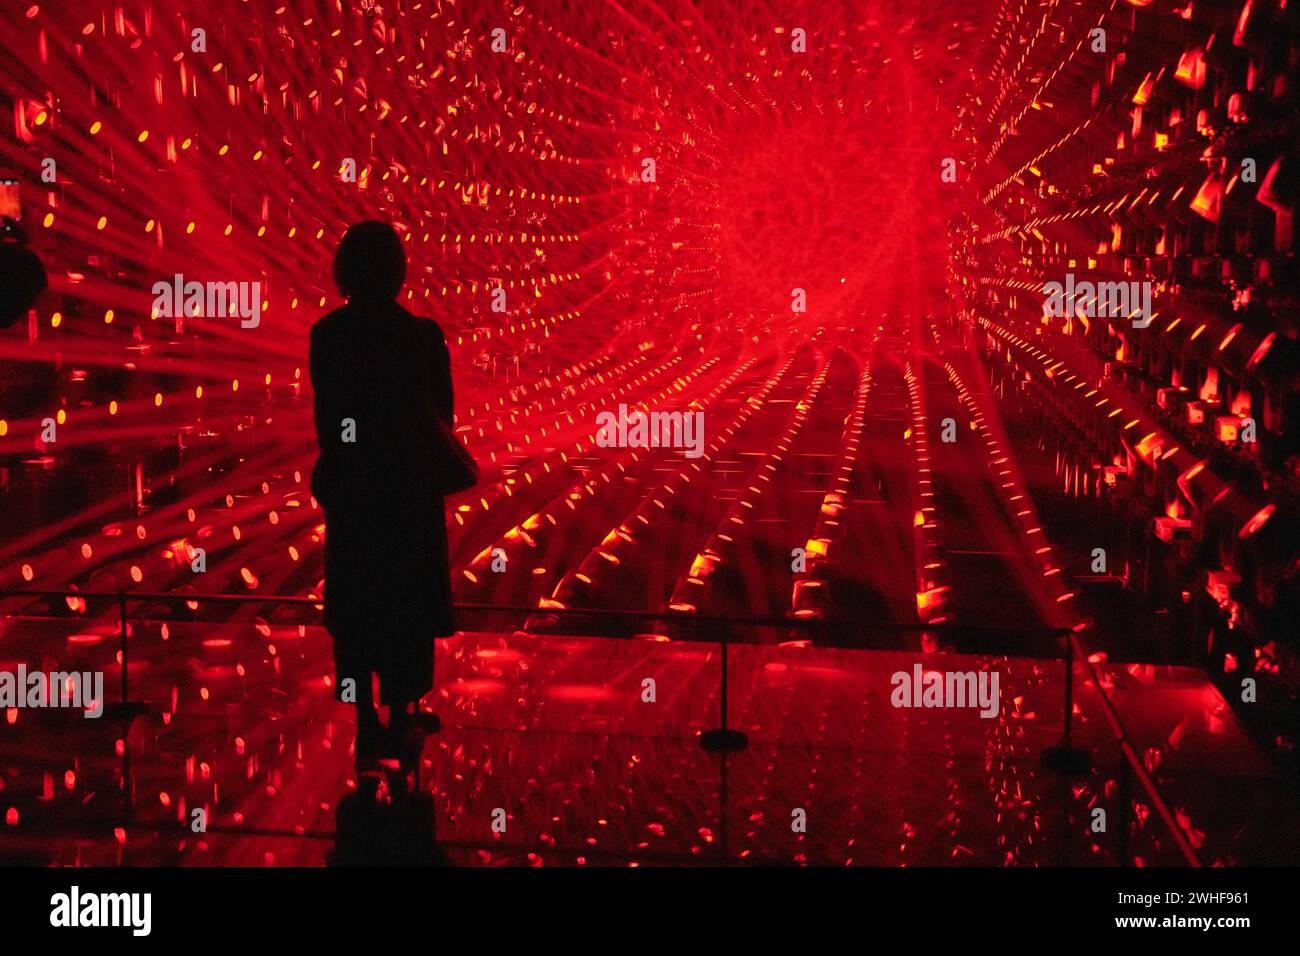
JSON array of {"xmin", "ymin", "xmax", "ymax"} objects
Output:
[
  {"xmin": 354, "ymin": 672, "xmax": 385, "ymax": 764},
  {"xmin": 385, "ymin": 694, "xmax": 427, "ymax": 771},
  {"xmin": 386, "ymin": 694, "xmax": 414, "ymax": 735},
  {"xmin": 330, "ymin": 618, "xmax": 385, "ymax": 767}
]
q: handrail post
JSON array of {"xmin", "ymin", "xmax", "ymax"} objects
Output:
[
  {"xmin": 700, "ymin": 628, "xmax": 747, "ymax": 750},
  {"xmin": 1041, "ymin": 631, "xmax": 1091, "ymax": 775},
  {"xmin": 720, "ymin": 639, "xmax": 729, "ymax": 733},
  {"xmin": 119, "ymin": 593, "xmax": 129, "ymax": 713},
  {"xmin": 698, "ymin": 626, "xmax": 745, "ymax": 867},
  {"xmin": 104, "ymin": 592, "xmax": 149, "ymax": 821},
  {"xmin": 1117, "ymin": 752, "xmax": 1133, "ymax": 865},
  {"xmin": 119, "ymin": 593, "xmax": 132, "ymax": 820},
  {"xmin": 1062, "ymin": 631, "xmax": 1074, "ymax": 747}
]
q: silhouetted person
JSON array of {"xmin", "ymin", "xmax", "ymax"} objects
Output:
[
  {"xmin": 0, "ymin": 218, "xmax": 47, "ymax": 330},
  {"xmin": 311, "ymin": 221, "xmax": 463, "ymax": 771}
]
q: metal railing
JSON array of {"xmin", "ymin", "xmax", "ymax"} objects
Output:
[{"xmin": 0, "ymin": 586, "xmax": 1199, "ymax": 865}]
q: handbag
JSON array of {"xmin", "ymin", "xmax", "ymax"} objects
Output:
[{"xmin": 432, "ymin": 411, "xmax": 478, "ymax": 494}]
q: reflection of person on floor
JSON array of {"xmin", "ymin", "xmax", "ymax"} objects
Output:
[{"xmin": 310, "ymin": 221, "xmax": 458, "ymax": 772}]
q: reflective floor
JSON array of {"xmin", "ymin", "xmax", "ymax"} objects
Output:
[{"xmin": 2, "ymin": 621, "xmax": 1294, "ymax": 866}]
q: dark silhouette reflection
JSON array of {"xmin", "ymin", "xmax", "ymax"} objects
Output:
[
  {"xmin": 0, "ymin": 217, "xmax": 47, "ymax": 330},
  {"xmin": 310, "ymin": 221, "xmax": 472, "ymax": 786},
  {"xmin": 329, "ymin": 778, "xmax": 447, "ymax": 867}
]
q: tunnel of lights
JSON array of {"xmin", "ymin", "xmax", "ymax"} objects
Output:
[{"xmin": 0, "ymin": 0, "xmax": 1298, "ymax": 866}]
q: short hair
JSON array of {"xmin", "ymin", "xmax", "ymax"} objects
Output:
[{"xmin": 333, "ymin": 220, "xmax": 406, "ymax": 299}]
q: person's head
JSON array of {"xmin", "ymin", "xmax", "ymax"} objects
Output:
[
  {"xmin": 0, "ymin": 219, "xmax": 46, "ymax": 329},
  {"xmin": 333, "ymin": 220, "xmax": 406, "ymax": 300}
]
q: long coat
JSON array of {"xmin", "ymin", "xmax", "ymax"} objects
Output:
[{"xmin": 309, "ymin": 296, "xmax": 456, "ymax": 705}]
